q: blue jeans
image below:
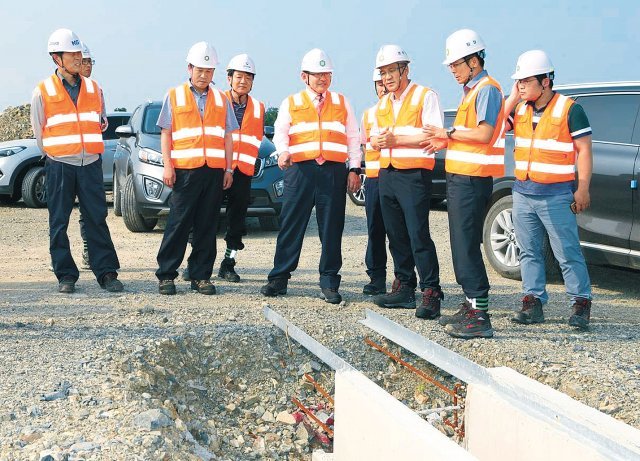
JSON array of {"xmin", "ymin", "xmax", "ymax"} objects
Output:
[{"xmin": 512, "ymin": 190, "xmax": 591, "ymax": 305}]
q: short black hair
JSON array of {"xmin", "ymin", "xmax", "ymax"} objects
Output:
[
  {"xmin": 535, "ymin": 72, "xmax": 555, "ymax": 89},
  {"xmin": 465, "ymin": 52, "xmax": 484, "ymax": 68}
]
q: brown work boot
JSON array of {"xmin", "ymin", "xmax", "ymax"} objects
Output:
[
  {"xmin": 512, "ymin": 294, "xmax": 544, "ymax": 325},
  {"xmin": 568, "ymin": 297, "xmax": 591, "ymax": 330},
  {"xmin": 191, "ymin": 279, "xmax": 216, "ymax": 295},
  {"xmin": 415, "ymin": 288, "xmax": 444, "ymax": 319}
]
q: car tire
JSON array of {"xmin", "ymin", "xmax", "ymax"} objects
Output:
[
  {"xmin": 113, "ymin": 170, "xmax": 122, "ymax": 217},
  {"xmin": 483, "ymin": 195, "xmax": 561, "ymax": 281},
  {"xmin": 348, "ymin": 173, "xmax": 366, "ymax": 206},
  {"xmin": 21, "ymin": 166, "xmax": 47, "ymax": 208},
  {"xmin": 258, "ymin": 216, "xmax": 280, "ymax": 231},
  {"xmin": 122, "ymin": 174, "xmax": 157, "ymax": 232}
]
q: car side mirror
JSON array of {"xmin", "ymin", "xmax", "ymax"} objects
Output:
[
  {"xmin": 115, "ymin": 125, "xmax": 134, "ymax": 138},
  {"xmin": 264, "ymin": 126, "xmax": 274, "ymax": 141}
]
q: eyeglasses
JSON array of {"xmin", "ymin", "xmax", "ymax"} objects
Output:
[
  {"xmin": 447, "ymin": 59, "xmax": 467, "ymax": 70},
  {"xmin": 82, "ymin": 59, "xmax": 95, "ymax": 66},
  {"xmin": 517, "ymin": 77, "xmax": 538, "ymax": 85},
  {"xmin": 308, "ymin": 72, "xmax": 331, "ymax": 78}
]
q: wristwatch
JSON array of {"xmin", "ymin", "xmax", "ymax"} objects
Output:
[
  {"xmin": 349, "ymin": 167, "xmax": 362, "ymax": 175},
  {"xmin": 446, "ymin": 127, "xmax": 456, "ymax": 139},
  {"xmin": 225, "ymin": 168, "xmax": 234, "ymax": 174}
]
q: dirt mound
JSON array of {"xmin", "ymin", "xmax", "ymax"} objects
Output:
[{"xmin": 0, "ymin": 104, "xmax": 33, "ymax": 141}]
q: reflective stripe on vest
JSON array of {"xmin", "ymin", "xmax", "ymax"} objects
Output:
[
  {"xmin": 445, "ymin": 76, "xmax": 505, "ymax": 177},
  {"xmin": 169, "ymin": 82, "xmax": 227, "ymax": 169},
  {"xmin": 375, "ymin": 83, "xmax": 435, "ymax": 170},
  {"xmin": 362, "ymin": 105, "xmax": 380, "ymax": 178},
  {"xmin": 226, "ymin": 91, "xmax": 264, "ymax": 176},
  {"xmin": 38, "ymin": 74, "xmax": 104, "ymax": 157},
  {"xmin": 513, "ymin": 93, "xmax": 576, "ymax": 183},
  {"xmin": 288, "ymin": 91, "xmax": 348, "ymax": 163}
]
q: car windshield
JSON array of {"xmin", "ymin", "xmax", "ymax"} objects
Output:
[{"xmin": 142, "ymin": 104, "xmax": 162, "ymax": 135}]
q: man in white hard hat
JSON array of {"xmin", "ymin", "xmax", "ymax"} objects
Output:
[
  {"xmin": 260, "ymin": 48, "xmax": 362, "ymax": 304},
  {"xmin": 504, "ymin": 50, "xmax": 593, "ymax": 330},
  {"xmin": 155, "ymin": 41, "xmax": 237, "ymax": 295},
  {"xmin": 31, "ymin": 28, "xmax": 123, "ymax": 294},
  {"xmin": 214, "ymin": 53, "xmax": 264, "ymax": 283},
  {"xmin": 423, "ymin": 29, "xmax": 505, "ymax": 339},
  {"xmin": 369, "ymin": 45, "xmax": 444, "ymax": 315}
]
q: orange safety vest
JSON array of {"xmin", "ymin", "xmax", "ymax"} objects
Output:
[
  {"xmin": 169, "ymin": 82, "xmax": 227, "ymax": 169},
  {"xmin": 287, "ymin": 90, "xmax": 349, "ymax": 163},
  {"xmin": 362, "ymin": 105, "xmax": 380, "ymax": 178},
  {"xmin": 38, "ymin": 74, "xmax": 104, "ymax": 156},
  {"xmin": 445, "ymin": 76, "xmax": 505, "ymax": 177},
  {"xmin": 376, "ymin": 82, "xmax": 434, "ymax": 170},
  {"xmin": 513, "ymin": 93, "xmax": 576, "ymax": 184},
  {"xmin": 225, "ymin": 91, "xmax": 264, "ymax": 176}
]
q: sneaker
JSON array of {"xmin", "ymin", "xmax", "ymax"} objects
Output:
[
  {"xmin": 415, "ymin": 288, "xmax": 443, "ymax": 319},
  {"xmin": 159, "ymin": 279, "xmax": 176, "ymax": 295},
  {"xmin": 100, "ymin": 272, "xmax": 124, "ymax": 292},
  {"xmin": 81, "ymin": 247, "xmax": 91, "ymax": 270},
  {"xmin": 568, "ymin": 297, "xmax": 591, "ymax": 330},
  {"xmin": 260, "ymin": 279, "xmax": 288, "ymax": 297},
  {"xmin": 439, "ymin": 301, "xmax": 472, "ymax": 326},
  {"xmin": 363, "ymin": 278, "xmax": 386, "ymax": 295},
  {"xmin": 58, "ymin": 276, "xmax": 76, "ymax": 294},
  {"xmin": 320, "ymin": 287, "xmax": 342, "ymax": 304},
  {"xmin": 191, "ymin": 279, "xmax": 216, "ymax": 295},
  {"xmin": 182, "ymin": 268, "xmax": 191, "ymax": 281},
  {"xmin": 218, "ymin": 258, "xmax": 240, "ymax": 283},
  {"xmin": 373, "ymin": 282, "xmax": 415, "ymax": 309},
  {"xmin": 445, "ymin": 309, "xmax": 494, "ymax": 339},
  {"xmin": 512, "ymin": 294, "xmax": 544, "ymax": 324}
]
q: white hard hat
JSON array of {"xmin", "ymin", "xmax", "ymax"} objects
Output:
[
  {"xmin": 47, "ymin": 28, "xmax": 83, "ymax": 54},
  {"xmin": 301, "ymin": 48, "xmax": 334, "ymax": 73},
  {"xmin": 227, "ymin": 53, "xmax": 256, "ymax": 75},
  {"xmin": 186, "ymin": 41, "xmax": 218, "ymax": 68},
  {"xmin": 372, "ymin": 68, "xmax": 382, "ymax": 82},
  {"xmin": 511, "ymin": 50, "xmax": 554, "ymax": 79},
  {"xmin": 375, "ymin": 45, "xmax": 410, "ymax": 68},
  {"xmin": 443, "ymin": 29, "xmax": 486, "ymax": 65},
  {"xmin": 81, "ymin": 42, "xmax": 92, "ymax": 59}
]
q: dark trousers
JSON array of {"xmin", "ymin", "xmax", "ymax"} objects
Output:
[
  {"xmin": 268, "ymin": 160, "xmax": 347, "ymax": 289},
  {"xmin": 364, "ymin": 177, "xmax": 387, "ymax": 281},
  {"xmin": 446, "ymin": 173, "xmax": 493, "ymax": 299},
  {"xmin": 379, "ymin": 168, "xmax": 439, "ymax": 291},
  {"xmin": 45, "ymin": 157, "xmax": 120, "ymax": 282},
  {"xmin": 79, "ymin": 212, "xmax": 87, "ymax": 247},
  {"xmin": 223, "ymin": 169, "xmax": 252, "ymax": 251},
  {"xmin": 156, "ymin": 166, "xmax": 223, "ymax": 281}
]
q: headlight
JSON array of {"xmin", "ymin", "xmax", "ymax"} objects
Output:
[
  {"xmin": 273, "ymin": 179, "xmax": 284, "ymax": 197},
  {"xmin": 138, "ymin": 148, "xmax": 163, "ymax": 165},
  {"xmin": 143, "ymin": 177, "xmax": 163, "ymax": 199},
  {"xmin": 264, "ymin": 151, "xmax": 279, "ymax": 168},
  {"xmin": 0, "ymin": 146, "xmax": 26, "ymax": 157}
]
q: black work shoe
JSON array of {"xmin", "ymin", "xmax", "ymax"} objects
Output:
[
  {"xmin": 569, "ymin": 297, "xmax": 591, "ymax": 330},
  {"xmin": 512, "ymin": 294, "xmax": 544, "ymax": 324},
  {"xmin": 320, "ymin": 287, "xmax": 342, "ymax": 304},
  {"xmin": 218, "ymin": 257, "xmax": 240, "ymax": 283},
  {"xmin": 415, "ymin": 288, "xmax": 444, "ymax": 319},
  {"xmin": 81, "ymin": 248, "xmax": 91, "ymax": 270},
  {"xmin": 373, "ymin": 282, "xmax": 416, "ymax": 309},
  {"xmin": 445, "ymin": 309, "xmax": 494, "ymax": 339},
  {"xmin": 191, "ymin": 279, "xmax": 216, "ymax": 295},
  {"xmin": 363, "ymin": 279, "xmax": 386, "ymax": 295},
  {"xmin": 182, "ymin": 268, "xmax": 191, "ymax": 282},
  {"xmin": 100, "ymin": 272, "xmax": 124, "ymax": 292},
  {"xmin": 58, "ymin": 276, "xmax": 76, "ymax": 294},
  {"xmin": 260, "ymin": 279, "xmax": 288, "ymax": 297},
  {"xmin": 439, "ymin": 301, "xmax": 472, "ymax": 326},
  {"xmin": 159, "ymin": 279, "xmax": 176, "ymax": 295}
]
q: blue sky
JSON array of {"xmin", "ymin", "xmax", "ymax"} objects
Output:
[{"xmin": 2, "ymin": 0, "xmax": 638, "ymax": 117}]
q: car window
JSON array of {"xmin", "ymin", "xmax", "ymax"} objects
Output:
[
  {"xmin": 574, "ymin": 94, "xmax": 640, "ymax": 144},
  {"xmin": 143, "ymin": 105, "xmax": 162, "ymax": 134},
  {"xmin": 129, "ymin": 106, "xmax": 142, "ymax": 131},
  {"xmin": 102, "ymin": 115, "xmax": 130, "ymax": 140}
]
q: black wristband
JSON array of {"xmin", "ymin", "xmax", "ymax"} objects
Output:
[{"xmin": 349, "ymin": 167, "xmax": 362, "ymax": 175}]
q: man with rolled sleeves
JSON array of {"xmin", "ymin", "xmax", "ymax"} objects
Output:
[
  {"xmin": 260, "ymin": 48, "xmax": 362, "ymax": 304},
  {"xmin": 423, "ymin": 29, "xmax": 505, "ymax": 339},
  {"xmin": 31, "ymin": 28, "xmax": 123, "ymax": 294},
  {"xmin": 369, "ymin": 44, "xmax": 444, "ymax": 315},
  {"xmin": 155, "ymin": 41, "xmax": 237, "ymax": 295}
]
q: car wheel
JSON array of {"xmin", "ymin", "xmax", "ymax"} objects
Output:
[
  {"xmin": 348, "ymin": 173, "xmax": 366, "ymax": 206},
  {"xmin": 122, "ymin": 174, "xmax": 158, "ymax": 232},
  {"xmin": 113, "ymin": 170, "xmax": 122, "ymax": 217},
  {"xmin": 483, "ymin": 195, "xmax": 561, "ymax": 281},
  {"xmin": 258, "ymin": 216, "xmax": 280, "ymax": 231},
  {"xmin": 21, "ymin": 166, "xmax": 47, "ymax": 208}
]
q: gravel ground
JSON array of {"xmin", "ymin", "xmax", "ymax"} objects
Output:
[{"xmin": 1, "ymin": 199, "xmax": 639, "ymax": 460}]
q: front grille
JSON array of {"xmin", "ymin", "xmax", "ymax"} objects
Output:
[{"xmin": 253, "ymin": 158, "xmax": 264, "ymax": 178}]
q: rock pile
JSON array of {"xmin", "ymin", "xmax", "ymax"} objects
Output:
[{"xmin": 0, "ymin": 104, "xmax": 33, "ymax": 141}]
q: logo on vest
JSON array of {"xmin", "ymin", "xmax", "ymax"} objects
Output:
[{"xmin": 319, "ymin": 60, "xmax": 326, "ymax": 67}]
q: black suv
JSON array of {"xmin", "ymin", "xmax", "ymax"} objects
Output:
[{"xmin": 482, "ymin": 82, "xmax": 640, "ymax": 279}]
